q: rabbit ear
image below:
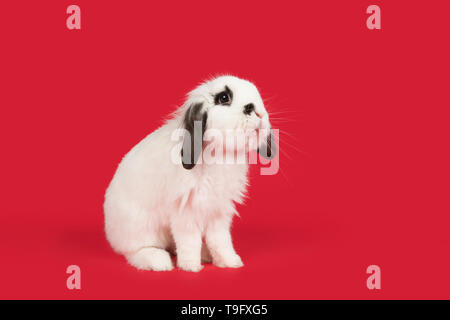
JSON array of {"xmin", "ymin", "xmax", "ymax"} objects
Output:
[
  {"xmin": 181, "ymin": 102, "xmax": 207, "ymax": 169},
  {"xmin": 257, "ymin": 130, "xmax": 277, "ymax": 160}
]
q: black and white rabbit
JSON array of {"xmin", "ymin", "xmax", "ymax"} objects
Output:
[{"xmin": 104, "ymin": 75, "xmax": 276, "ymax": 272}]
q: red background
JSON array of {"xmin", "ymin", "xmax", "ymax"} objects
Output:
[{"xmin": 0, "ymin": 0, "xmax": 449, "ymax": 299}]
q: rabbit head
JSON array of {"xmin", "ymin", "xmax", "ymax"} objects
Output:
[{"xmin": 180, "ymin": 75, "xmax": 276, "ymax": 169}]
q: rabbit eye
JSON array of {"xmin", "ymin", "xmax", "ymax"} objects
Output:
[
  {"xmin": 214, "ymin": 86, "xmax": 233, "ymax": 106},
  {"xmin": 218, "ymin": 92, "xmax": 230, "ymax": 104}
]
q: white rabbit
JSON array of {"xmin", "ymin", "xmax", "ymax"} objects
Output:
[{"xmin": 104, "ymin": 75, "xmax": 276, "ymax": 272}]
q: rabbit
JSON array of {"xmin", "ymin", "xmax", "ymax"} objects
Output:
[{"xmin": 104, "ymin": 75, "xmax": 276, "ymax": 272}]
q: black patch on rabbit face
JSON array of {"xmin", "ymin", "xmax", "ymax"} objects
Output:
[
  {"xmin": 181, "ymin": 102, "xmax": 207, "ymax": 169},
  {"xmin": 214, "ymin": 86, "xmax": 233, "ymax": 106},
  {"xmin": 257, "ymin": 130, "xmax": 277, "ymax": 160},
  {"xmin": 243, "ymin": 103, "xmax": 255, "ymax": 115}
]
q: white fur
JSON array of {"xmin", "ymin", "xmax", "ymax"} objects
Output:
[{"xmin": 104, "ymin": 76, "xmax": 271, "ymax": 272}]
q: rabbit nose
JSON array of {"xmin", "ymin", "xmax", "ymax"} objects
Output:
[{"xmin": 243, "ymin": 103, "xmax": 255, "ymax": 115}]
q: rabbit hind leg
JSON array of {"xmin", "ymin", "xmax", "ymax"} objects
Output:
[{"xmin": 126, "ymin": 247, "xmax": 173, "ymax": 271}]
